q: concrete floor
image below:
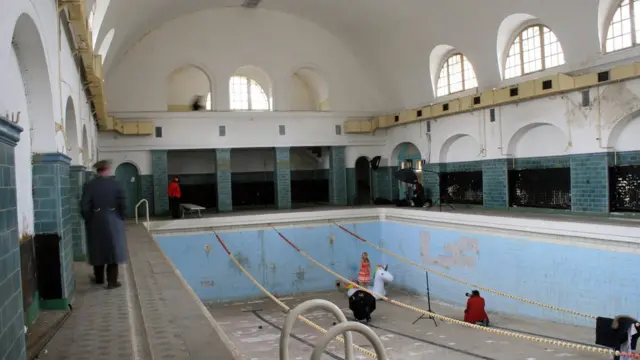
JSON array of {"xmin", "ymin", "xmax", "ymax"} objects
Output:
[{"xmin": 207, "ymin": 290, "xmax": 607, "ymax": 360}]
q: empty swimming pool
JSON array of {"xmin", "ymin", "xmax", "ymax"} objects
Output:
[{"xmin": 150, "ymin": 208, "xmax": 639, "ymax": 359}]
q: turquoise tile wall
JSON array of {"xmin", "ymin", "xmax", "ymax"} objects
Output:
[
  {"xmin": 31, "ymin": 153, "xmax": 75, "ymax": 306},
  {"xmin": 274, "ymin": 147, "xmax": 292, "ymax": 209},
  {"xmin": 216, "ymin": 149, "xmax": 232, "ymax": 212},
  {"xmin": 151, "ymin": 150, "xmax": 169, "ymax": 215},
  {"xmin": 69, "ymin": 166, "xmax": 87, "ymax": 261},
  {"xmin": 329, "ymin": 147, "xmax": 347, "ymax": 205},
  {"xmin": 0, "ymin": 119, "xmax": 25, "ymax": 360}
]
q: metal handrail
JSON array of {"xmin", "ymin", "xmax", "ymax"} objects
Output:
[
  {"xmin": 310, "ymin": 322, "xmax": 388, "ymax": 360},
  {"xmin": 135, "ymin": 199, "xmax": 150, "ymax": 228},
  {"xmin": 279, "ymin": 299, "xmax": 387, "ymax": 360}
]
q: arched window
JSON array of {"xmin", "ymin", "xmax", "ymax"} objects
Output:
[
  {"xmin": 504, "ymin": 25, "xmax": 565, "ymax": 79},
  {"xmin": 436, "ymin": 53, "xmax": 478, "ymax": 97},
  {"xmin": 605, "ymin": 0, "xmax": 640, "ymax": 52},
  {"xmin": 229, "ymin": 76, "xmax": 270, "ymax": 110}
]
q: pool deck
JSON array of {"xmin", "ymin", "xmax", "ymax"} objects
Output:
[
  {"xmin": 207, "ymin": 290, "xmax": 605, "ymax": 360},
  {"xmin": 34, "ymin": 223, "xmax": 239, "ymax": 360}
]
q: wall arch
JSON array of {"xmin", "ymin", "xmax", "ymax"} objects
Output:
[
  {"xmin": 64, "ymin": 97, "xmax": 80, "ymax": 163},
  {"xmin": 166, "ymin": 65, "xmax": 213, "ymax": 111},
  {"xmin": 598, "ymin": 0, "xmax": 622, "ymax": 50},
  {"xmin": 439, "ymin": 134, "xmax": 481, "ymax": 163},
  {"xmin": 608, "ymin": 108, "xmax": 640, "ymax": 151},
  {"xmin": 291, "ymin": 65, "xmax": 330, "ymax": 111},
  {"xmin": 114, "ymin": 162, "xmax": 141, "ymax": 217},
  {"xmin": 390, "ymin": 142, "xmax": 422, "ymax": 167},
  {"xmin": 97, "ymin": 28, "xmax": 115, "ymax": 64},
  {"xmin": 507, "ymin": 123, "xmax": 569, "ymax": 158},
  {"xmin": 429, "ymin": 44, "xmax": 455, "ymax": 95},
  {"xmin": 12, "ymin": 13, "xmax": 57, "ymax": 153},
  {"xmin": 496, "ymin": 13, "xmax": 538, "ymax": 78}
]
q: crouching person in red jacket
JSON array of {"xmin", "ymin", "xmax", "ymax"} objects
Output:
[{"xmin": 464, "ymin": 290, "xmax": 490, "ymax": 326}]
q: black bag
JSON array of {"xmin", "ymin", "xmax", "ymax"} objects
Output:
[{"xmin": 349, "ymin": 290, "xmax": 376, "ymax": 322}]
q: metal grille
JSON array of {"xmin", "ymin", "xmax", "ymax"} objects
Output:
[
  {"xmin": 610, "ymin": 165, "xmax": 640, "ymax": 212},
  {"xmin": 439, "ymin": 171, "xmax": 483, "ymax": 204},
  {"xmin": 508, "ymin": 168, "xmax": 571, "ymax": 209}
]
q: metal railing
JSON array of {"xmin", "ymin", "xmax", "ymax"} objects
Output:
[
  {"xmin": 279, "ymin": 299, "xmax": 388, "ymax": 360},
  {"xmin": 135, "ymin": 199, "xmax": 150, "ymax": 228}
]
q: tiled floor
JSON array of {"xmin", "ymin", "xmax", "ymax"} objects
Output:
[
  {"xmin": 37, "ymin": 224, "xmax": 239, "ymax": 360},
  {"xmin": 207, "ymin": 291, "xmax": 608, "ymax": 360},
  {"xmin": 39, "ymin": 263, "xmax": 139, "ymax": 360}
]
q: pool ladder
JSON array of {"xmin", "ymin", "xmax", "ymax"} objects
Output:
[
  {"xmin": 135, "ymin": 199, "xmax": 150, "ymax": 228},
  {"xmin": 279, "ymin": 299, "xmax": 388, "ymax": 360}
]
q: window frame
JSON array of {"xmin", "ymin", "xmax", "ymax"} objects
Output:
[
  {"xmin": 503, "ymin": 24, "xmax": 564, "ymax": 80},
  {"xmin": 229, "ymin": 75, "xmax": 270, "ymax": 111},
  {"xmin": 603, "ymin": 0, "xmax": 640, "ymax": 53},
  {"xmin": 435, "ymin": 52, "xmax": 478, "ymax": 97}
]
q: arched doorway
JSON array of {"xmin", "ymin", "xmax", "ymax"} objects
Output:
[
  {"xmin": 390, "ymin": 142, "xmax": 422, "ymax": 200},
  {"xmin": 355, "ymin": 156, "xmax": 371, "ymax": 205},
  {"xmin": 115, "ymin": 163, "xmax": 140, "ymax": 217}
]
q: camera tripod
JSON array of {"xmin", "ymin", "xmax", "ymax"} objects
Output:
[{"xmin": 412, "ymin": 271, "xmax": 438, "ymax": 327}]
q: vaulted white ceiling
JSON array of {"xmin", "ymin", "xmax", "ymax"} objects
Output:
[{"xmin": 93, "ymin": 0, "xmax": 632, "ymax": 109}]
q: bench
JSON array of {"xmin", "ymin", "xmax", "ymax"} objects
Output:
[{"xmin": 180, "ymin": 203, "xmax": 205, "ymax": 218}]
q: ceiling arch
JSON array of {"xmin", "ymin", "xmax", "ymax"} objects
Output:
[{"xmin": 97, "ymin": 0, "xmax": 612, "ymax": 109}]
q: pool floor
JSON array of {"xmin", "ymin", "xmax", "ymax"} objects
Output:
[{"xmin": 206, "ymin": 290, "xmax": 603, "ymax": 360}]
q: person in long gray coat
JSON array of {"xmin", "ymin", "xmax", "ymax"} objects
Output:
[{"xmin": 80, "ymin": 160, "xmax": 128, "ymax": 289}]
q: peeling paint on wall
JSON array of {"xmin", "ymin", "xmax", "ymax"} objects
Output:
[
  {"xmin": 200, "ymin": 280, "xmax": 215, "ymax": 287},
  {"xmin": 229, "ymin": 252, "xmax": 250, "ymax": 272},
  {"xmin": 420, "ymin": 230, "xmax": 479, "ymax": 269},
  {"xmin": 204, "ymin": 244, "xmax": 212, "ymax": 257},
  {"xmin": 599, "ymin": 83, "xmax": 640, "ymax": 129}
]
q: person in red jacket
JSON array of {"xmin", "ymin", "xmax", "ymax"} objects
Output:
[
  {"xmin": 464, "ymin": 290, "xmax": 490, "ymax": 326},
  {"xmin": 168, "ymin": 177, "xmax": 182, "ymax": 219}
]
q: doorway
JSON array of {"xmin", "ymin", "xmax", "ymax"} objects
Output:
[
  {"xmin": 355, "ymin": 156, "xmax": 372, "ymax": 205},
  {"xmin": 115, "ymin": 162, "xmax": 141, "ymax": 217}
]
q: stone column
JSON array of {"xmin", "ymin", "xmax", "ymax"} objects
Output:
[
  {"xmin": 0, "ymin": 119, "xmax": 26, "ymax": 360},
  {"xmin": 274, "ymin": 147, "xmax": 291, "ymax": 209},
  {"xmin": 482, "ymin": 159, "xmax": 508, "ymax": 208},
  {"xmin": 215, "ymin": 148, "xmax": 232, "ymax": 212},
  {"xmin": 32, "ymin": 153, "xmax": 74, "ymax": 309},
  {"xmin": 422, "ymin": 163, "xmax": 441, "ymax": 202},
  {"xmin": 151, "ymin": 150, "xmax": 169, "ymax": 215},
  {"xmin": 570, "ymin": 153, "xmax": 609, "ymax": 213},
  {"xmin": 329, "ymin": 146, "xmax": 347, "ymax": 206},
  {"xmin": 69, "ymin": 166, "xmax": 87, "ymax": 261}
]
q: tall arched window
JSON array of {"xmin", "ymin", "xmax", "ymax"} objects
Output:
[
  {"xmin": 436, "ymin": 53, "xmax": 478, "ymax": 97},
  {"xmin": 504, "ymin": 25, "xmax": 565, "ymax": 79},
  {"xmin": 605, "ymin": 0, "xmax": 640, "ymax": 52},
  {"xmin": 229, "ymin": 76, "xmax": 270, "ymax": 110}
]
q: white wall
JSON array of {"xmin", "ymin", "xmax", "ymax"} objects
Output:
[
  {"xmin": 1, "ymin": 1, "xmax": 99, "ymax": 233},
  {"xmin": 98, "ymin": 111, "xmax": 386, "ymax": 151},
  {"xmin": 376, "ymin": 79, "xmax": 640, "ymax": 165},
  {"xmin": 100, "ymin": 150, "xmax": 152, "ymax": 175},
  {"xmin": 104, "ymin": 8, "xmax": 385, "ymax": 112}
]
